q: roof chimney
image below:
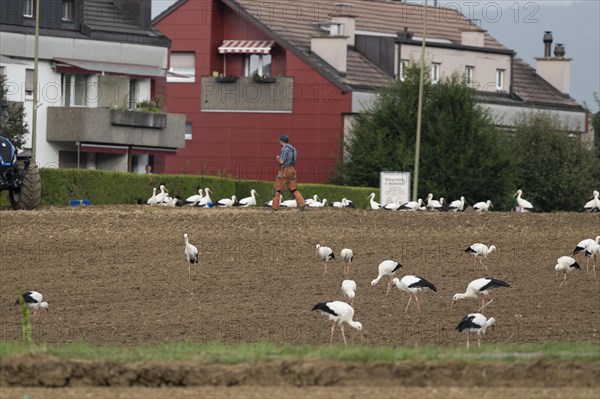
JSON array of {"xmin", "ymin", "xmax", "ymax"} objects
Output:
[
  {"xmin": 311, "ymin": 34, "xmax": 348, "ymax": 74},
  {"xmin": 543, "ymin": 31, "xmax": 553, "ymax": 58},
  {"xmin": 336, "ymin": 15, "xmax": 356, "ymax": 46},
  {"xmin": 535, "ymin": 34, "xmax": 571, "ymax": 95}
]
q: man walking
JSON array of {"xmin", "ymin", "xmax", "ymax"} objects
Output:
[{"xmin": 271, "ymin": 134, "xmax": 307, "ymax": 211}]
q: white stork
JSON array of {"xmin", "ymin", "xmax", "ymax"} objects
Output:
[
  {"xmin": 305, "ymin": 194, "xmax": 320, "ymax": 205},
  {"xmin": 456, "ymin": 313, "xmax": 496, "ymax": 348},
  {"xmin": 514, "ymin": 189, "xmax": 539, "ymax": 212},
  {"xmin": 237, "ymin": 189, "xmax": 258, "ymax": 207},
  {"xmin": 464, "ymin": 243, "xmax": 497, "ymax": 271},
  {"xmin": 368, "ymin": 193, "xmax": 381, "ymax": 210},
  {"xmin": 369, "ymin": 260, "xmax": 402, "ymax": 294},
  {"xmin": 15, "ymin": 291, "xmax": 49, "ymax": 319},
  {"xmin": 398, "ymin": 198, "xmax": 425, "ymax": 211},
  {"xmin": 585, "ymin": 243, "xmax": 599, "ymax": 278},
  {"xmin": 382, "ymin": 199, "xmax": 402, "ymax": 211},
  {"xmin": 473, "ymin": 200, "xmax": 493, "ymax": 212},
  {"xmin": 281, "ymin": 198, "xmax": 297, "ymax": 208},
  {"xmin": 217, "ymin": 195, "xmax": 237, "ymax": 207},
  {"xmin": 425, "ymin": 193, "xmax": 445, "ymax": 211},
  {"xmin": 555, "ymin": 256, "xmax": 581, "ymax": 287},
  {"xmin": 573, "ymin": 236, "xmax": 600, "ymax": 260},
  {"xmin": 155, "ymin": 184, "xmax": 169, "ymax": 204},
  {"xmin": 448, "ymin": 196, "xmax": 466, "ymax": 212},
  {"xmin": 340, "ymin": 248, "xmax": 354, "ymax": 276},
  {"xmin": 184, "ymin": 233, "xmax": 200, "ymax": 278},
  {"xmin": 341, "ymin": 280, "xmax": 357, "ymax": 306},
  {"xmin": 312, "ymin": 301, "xmax": 363, "ymax": 346},
  {"xmin": 579, "ymin": 190, "xmax": 600, "ymax": 212},
  {"xmin": 308, "ymin": 198, "xmax": 328, "ymax": 207},
  {"xmin": 186, "ymin": 189, "xmax": 204, "ymax": 205},
  {"xmin": 451, "ymin": 277, "xmax": 510, "ymax": 314},
  {"xmin": 196, "ymin": 188, "xmax": 213, "ymax": 207},
  {"xmin": 146, "ymin": 187, "xmax": 158, "ymax": 205},
  {"xmin": 316, "ymin": 244, "xmax": 335, "ymax": 275},
  {"xmin": 391, "ymin": 275, "xmax": 437, "ymax": 313}
]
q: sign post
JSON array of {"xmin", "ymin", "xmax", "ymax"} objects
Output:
[{"xmin": 380, "ymin": 172, "xmax": 411, "ymax": 206}]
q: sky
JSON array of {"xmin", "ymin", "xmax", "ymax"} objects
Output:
[{"xmin": 151, "ymin": 0, "xmax": 600, "ymax": 112}]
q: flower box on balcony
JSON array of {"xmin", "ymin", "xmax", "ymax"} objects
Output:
[
  {"xmin": 215, "ymin": 75, "xmax": 238, "ymax": 83},
  {"xmin": 252, "ymin": 75, "xmax": 277, "ymax": 84},
  {"xmin": 110, "ymin": 109, "xmax": 167, "ymax": 129}
]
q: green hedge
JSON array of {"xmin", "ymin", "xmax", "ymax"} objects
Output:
[{"xmin": 1, "ymin": 169, "xmax": 379, "ymax": 208}]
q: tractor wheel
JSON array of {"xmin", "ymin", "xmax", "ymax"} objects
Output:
[{"xmin": 9, "ymin": 161, "xmax": 41, "ymax": 210}]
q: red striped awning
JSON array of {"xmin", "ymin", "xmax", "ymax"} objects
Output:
[{"xmin": 218, "ymin": 40, "xmax": 275, "ymax": 54}]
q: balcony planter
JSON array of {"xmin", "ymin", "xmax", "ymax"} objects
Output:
[
  {"xmin": 215, "ymin": 75, "xmax": 238, "ymax": 83},
  {"xmin": 110, "ymin": 109, "xmax": 167, "ymax": 129},
  {"xmin": 253, "ymin": 75, "xmax": 277, "ymax": 84}
]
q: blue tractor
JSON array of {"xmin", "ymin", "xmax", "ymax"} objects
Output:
[{"xmin": 0, "ymin": 135, "xmax": 41, "ymax": 209}]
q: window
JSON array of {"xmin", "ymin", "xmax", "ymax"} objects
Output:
[
  {"xmin": 398, "ymin": 59, "xmax": 408, "ymax": 81},
  {"xmin": 465, "ymin": 66, "xmax": 474, "ymax": 86},
  {"xmin": 185, "ymin": 122, "xmax": 193, "ymax": 140},
  {"xmin": 25, "ymin": 69, "xmax": 34, "ymax": 98},
  {"xmin": 431, "ymin": 63, "xmax": 440, "ymax": 84},
  {"xmin": 496, "ymin": 69, "xmax": 505, "ymax": 91},
  {"xmin": 62, "ymin": 74, "xmax": 89, "ymax": 106},
  {"xmin": 0, "ymin": 66, "xmax": 5, "ymax": 77},
  {"xmin": 63, "ymin": 0, "xmax": 74, "ymax": 21},
  {"xmin": 245, "ymin": 54, "xmax": 271, "ymax": 77},
  {"xmin": 128, "ymin": 79, "xmax": 138, "ymax": 109},
  {"xmin": 167, "ymin": 52, "xmax": 195, "ymax": 83},
  {"xmin": 23, "ymin": 0, "xmax": 33, "ymax": 17}
]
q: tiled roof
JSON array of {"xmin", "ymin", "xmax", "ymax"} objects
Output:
[{"xmin": 155, "ymin": 0, "xmax": 583, "ymax": 110}]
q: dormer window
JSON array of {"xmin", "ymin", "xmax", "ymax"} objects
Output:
[
  {"xmin": 496, "ymin": 69, "xmax": 505, "ymax": 91},
  {"xmin": 431, "ymin": 63, "xmax": 440, "ymax": 84},
  {"xmin": 23, "ymin": 0, "xmax": 33, "ymax": 17},
  {"xmin": 63, "ymin": 0, "xmax": 74, "ymax": 21},
  {"xmin": 465, "ymin": 65, "xmax": 474, "ymax": 86}
]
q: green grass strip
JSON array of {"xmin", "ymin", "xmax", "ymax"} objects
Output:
[{"xmin": 1, "ymin": 341, "xmax": 598, "ymax": 364}]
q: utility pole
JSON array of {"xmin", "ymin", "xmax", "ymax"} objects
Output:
[
  {"xmin": 31, "ymin": 0, "xmax": 40, "ymax": 161},
  {"xmin": 412, "ymin": 0, "xmax": 428, "ymax": 201}
]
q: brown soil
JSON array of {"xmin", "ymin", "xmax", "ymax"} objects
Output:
[{"xmin": 0, "ymin": 206, "xmax": 599, "ymax": 390}]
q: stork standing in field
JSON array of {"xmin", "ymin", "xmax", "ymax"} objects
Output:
[
  {"xmin": 312, "ymin": 301, "xmax": 363, "ymax": 346},
  {"xmin": 368, "ymin": 193, "xmax": 381, "ymax": 210},
  {"xmin": 448, "ymin": 197, "xmax": 466, "ymax": 212},
  {"xmin": 340, "ymin": 248, "xmax": 354, "ymax": 276},
  {"xmin": 316, "ymin": 244, "xmax": 335, "ymax": 275},
  {"xmin": 555, "ymin": 256, "xmax": 581, "ymax": 287},
  {"xmin": 369, "ymin": 260, "xmax": 402, "ymax": 294},
  {"xmin": 391, "ymin": 275, "xmax": 437, "ymax": 313},
  {"xmin": 573, "ymin": 236, "xmax": 600, "ymax": 261},
  {"xmin": 456, "ymin": 313, "xmax": 496, "ymax": 348},
  {"xmin": 341, "ymin": 280, "xmax": 357, "ymax": 306},
  {"xmin": 472, "ymin": 200, "xmax": 493, "ymax": 212},
  {"xmin": 237, "ymin": 189, "xmax": 258, "ymax": 207},
  {"xmin": 579, "ymin": 190, "xmax": 600, "ymax": 212},
  {"xmin": 147, "ymin": 187, "xmax": 158, "ymax": 205},
  {"xmin": 451, "ymin": 277, "xmax": 510, "ymax": 313},
  {"xmin": 514, "ymin": 189, "xmax": 539, "ymax": 212},
  {"xmin": 464, "ymin": 243, "xmax": 497, "ymax": 271},
  {"xmin": 15, "ymin": 291, "xmax": 49, "ymax": 320},
  {"xmin": 585, "ymin": 242, "xmax": 599, "ymax": 278},
  {"xmin": 184, "ymin": 233, "xmax": 199, "ymax": 278}
]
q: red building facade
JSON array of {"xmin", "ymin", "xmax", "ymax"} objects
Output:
[{"xmin": 154, "ymin": 0, "xmax": 352, "ymax": 183}]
